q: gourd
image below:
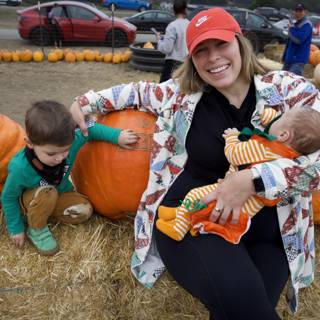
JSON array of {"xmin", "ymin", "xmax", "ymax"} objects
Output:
[
  {"xmin": 0, "ymin": 115, "xmax": 26, "ymax": 193},
  {"xmin": 71, "ymin": 110, "xmax": 156, "ymax": 219}
]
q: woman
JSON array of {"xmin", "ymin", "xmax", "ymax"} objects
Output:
[
  {"xmin": 156, "ymin": 0, "xmax": 189, "ymax": 82},
  {"xmin": 70, "ymin": 8, "xmax": 320, "ymax": 319}
]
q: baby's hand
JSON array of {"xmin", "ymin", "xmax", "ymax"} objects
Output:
[
  {"xmin": 118, "ymin": 129, "xmax": 139, "ymax": 149},
  {"xmin": 10, "ymin": 232, "xmax": 26, "ymax": 248},
  {"xmin": 223, "ymin": 127, "xmax": 239, "ymax": 138}
]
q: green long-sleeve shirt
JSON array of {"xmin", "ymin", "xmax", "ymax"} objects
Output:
[{"xmin": 1, "ymin": 122, "xmax": 121, "ymax": 236}]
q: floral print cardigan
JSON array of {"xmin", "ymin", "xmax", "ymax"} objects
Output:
[{"xmin": 77, "ymin": 71, "xmax": 320, "ymax": 313}]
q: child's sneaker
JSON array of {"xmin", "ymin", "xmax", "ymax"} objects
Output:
[{"xmin": 27, "ymin": 226, "xmax": 59, "ymax": 256}]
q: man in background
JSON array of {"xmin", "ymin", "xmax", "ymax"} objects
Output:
[{"xmin": 282, "ymin": 3, "xmax": 313, "ymax": 76}]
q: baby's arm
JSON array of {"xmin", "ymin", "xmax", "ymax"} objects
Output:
[
  {"xmin": 223, "ymin": 128, "xmax": 268, "ymax": 166},
  {"xmin": 260, "ymin": 108, "xmax": 280, "ymax": 127}
]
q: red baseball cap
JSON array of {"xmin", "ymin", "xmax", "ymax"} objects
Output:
[{"xmin": 187, "ymin": 7, "xmax": 242, "ymax": 56}]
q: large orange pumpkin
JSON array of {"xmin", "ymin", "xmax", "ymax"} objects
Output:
[
  {"xmin": 0, "ymin": 115, "xmax": 26, "ymax": 193},
  {"xmin": 71, "ymin": 110, "xmax": 156, "ymax": 219},
  {"xmin": 312, "ymin": 191, "xmax": 320, "ymax": 225}
]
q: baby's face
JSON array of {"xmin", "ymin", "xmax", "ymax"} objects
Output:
[{"xmin": 31, "ymin": 143, "xmax": 71, "ymax": 166}]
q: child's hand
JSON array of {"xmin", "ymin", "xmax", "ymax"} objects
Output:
[
  {"xmin": 223, "ymin": 127, "xmax": 239, "ymax": 138},
  {"xmin": 10, "ymin": 232, "xmax": 26, "ymax": 248},
  {"xmin": 118, "ymin": 129, "xmax": 139, "ymax": 149}
]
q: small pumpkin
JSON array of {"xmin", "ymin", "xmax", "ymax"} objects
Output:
[
  {"xmin": 54, "ymin": 49, "xmax": 64, "ymax": 60},
  {"xmin": 103, "ymin": 52, "xmax": 113, "ymax": 63},
  {"xmin": 48, "ymin": 51, "xmax": 59, "ymax": 62},
  {"xmin": 20, "ymin": 49, "xmax": 33, "ymax": 62},
  {"xmin": 12, "ymin": 51, "xmax": 20, "ymax": 62},
  {"xmin": 75, "ymin": 51, "xmax": 85, "ymax": 62},
  {"xmin": 121, "ymin": 51, "xmax": 130, "ymax": 62},
  {"xmin": 71, "ymin": 110, "xmax": 156, "ymax": 219},
  {"xmin": 2, "ymin": 50, "xmax": 12, "ymax": 62},
  {"xmin": 309, "ymin": 49, "xmax": 320, "ymax": 66},
  {"xmin": 33, "ymin": 50, "xmax": 44, "ymax": 62},
  {"xmin": 84, "ymin": 50, "xmax": 95, "ymax": 62},
  {"xmin": 64, "ymin": 51, "xmax": 76, "ymax": 62},
  {"xmin": 95, "ymin": 54, "xmax": 103, "ymax": 62},
  {"xmin": 0, "ymin": 115, "xmax": 26, "ymax": 193},
  {"xmin": 112, "ymin": 53, "xmax": 122, "ymax": 64}
]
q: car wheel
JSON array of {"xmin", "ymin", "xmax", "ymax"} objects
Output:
[
  {"xmin": 29, "ymin": 27, "xmax": 50, "ymax": 46},
  {"xmin": 106, "ymin": 29, "xmax": 128, "ymax": 47}
]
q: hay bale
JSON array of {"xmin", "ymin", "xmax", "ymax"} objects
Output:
[{"xmin": 0, "ymin": 212, "xmax": 319, "ymax": 319}]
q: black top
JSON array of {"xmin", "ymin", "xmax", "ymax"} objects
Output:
[{"xmin": 162, "ymin": 82, "xmax": 257, "ymax": 206}]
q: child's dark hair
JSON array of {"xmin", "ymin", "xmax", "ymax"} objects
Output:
[
  {"xmin": 173, "ymin": 0, "xmax": 187, "ymax": 15},
  {"xmin": 25, "ymin": 100, "xmax": 76, "ymax": 146}
]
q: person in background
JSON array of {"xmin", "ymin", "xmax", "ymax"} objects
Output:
[
  {"xmin": 1, "ymin": 101, "xmax": 138, "ymax": 256},
  {"xmin": 282, "ymin": 3, "xmax": 313, "ymax": 76},
  {"xmin": 48, "ymin": 3, "xmax": 61, "ymax": 48},
  {"xmin": 70, "ymin": 8, "xmax": 320, "ymax": 320},
  {"xmin": 156, "ymin": 0, "xmax": 189, "ymax": 82}
]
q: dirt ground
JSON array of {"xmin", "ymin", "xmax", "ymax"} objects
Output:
[{"xmin": 0, "ymin": 40, "xmax": 159, "ymax": 124}]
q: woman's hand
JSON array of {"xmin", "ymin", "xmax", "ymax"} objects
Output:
[
  {"xmin": 202, "ymin": 169, "xmax": 255, "ymax": 225},
  {"xmin": 10, "ymin": 232, "xmax": 26, "ymax": 248},
  {"xmin": 70, "ymin": 100, "xmax": 88, "ymax": 136},
  {"xmin": 118, "ymin": 129, "xmax": 139, "ymax": 149}
]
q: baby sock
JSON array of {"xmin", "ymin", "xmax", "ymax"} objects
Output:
[
  {"xmin": 158, "ymin": 205, "xmax": 177, "ymax": 221},
  {"xmin": 156, "ymin": 210, "xmax": 190, "ymax": 241}
]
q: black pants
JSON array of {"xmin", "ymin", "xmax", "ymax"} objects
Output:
[
  {"xmin": 159, "ymin": 59, "xmax": 182, "ymax": 83},
  {"xmin": 154, "ymin": 204, "xmax": 289, "ymax": 320}
]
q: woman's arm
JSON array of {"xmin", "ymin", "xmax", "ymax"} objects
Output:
[{"xmin": 70, "ymin": 81, "xmax": 176, "ymax": 135}]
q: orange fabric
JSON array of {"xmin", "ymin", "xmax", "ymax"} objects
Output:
[
  {"xmin": 190, "ymin": 201, "xmax": 251, "ymax": 244},
  {"xmin": 251, "ymin": 135, "xmax": 300, "ymax": 163}
]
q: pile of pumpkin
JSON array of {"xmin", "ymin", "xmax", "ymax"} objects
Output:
[
  {"xmin": 309, "ymin": 44, "xmax": 320, "ymax": 86},
  {"xmin": 309, "ymin": 44, "xmax": 320, "ymax": 66},
  {"xmin": 0, "ymin": 48, "xmax": 132, "ymax": 64}
]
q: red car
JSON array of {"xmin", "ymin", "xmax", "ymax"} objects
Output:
[{"xmin": 17, "ymin": 1, "xmax": 137, "ymax": 47}]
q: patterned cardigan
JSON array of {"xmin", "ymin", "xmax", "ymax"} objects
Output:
[{"xmin": 77, "ymin": 71, "xmax": 320, "ymax": 313}]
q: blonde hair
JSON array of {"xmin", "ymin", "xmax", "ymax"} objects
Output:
[
  {"xmin": 289, "ymin": 108, "xmax": 320, "ymax": 154},
  {"xmin": 172, "ymin": 34, "xmax": 269, "ymax": 95}
]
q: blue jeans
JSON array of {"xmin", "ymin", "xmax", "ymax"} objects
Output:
[{"xmin": 282, "ymin": 62, "xmax": 305, "ymax": 76}]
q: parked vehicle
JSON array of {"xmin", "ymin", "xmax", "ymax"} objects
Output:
[
  {"xmin": 0, "ymin": 0, "xmax": 22, "ymax": 6},
  {"xmin": 309, "ymin": 15, "xmax": 320, "ymax": 47},
  {"xmin": 17, "ymin": 1, "xmax": 137, "ymax": 47},
  {"xmin": 125, "ymin": 10, "xmax": 174, "ymax": 33},
  {"xmin": 102, "ymin": 0, "xmax": 151, "ymax": 12},
  {"xmin": 254, "ymin": 7, "xmax": 289, "ymax": 22},
  {"xmin": 188, "ymin": 7, "xmax": 287, "ymax": 53}
]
